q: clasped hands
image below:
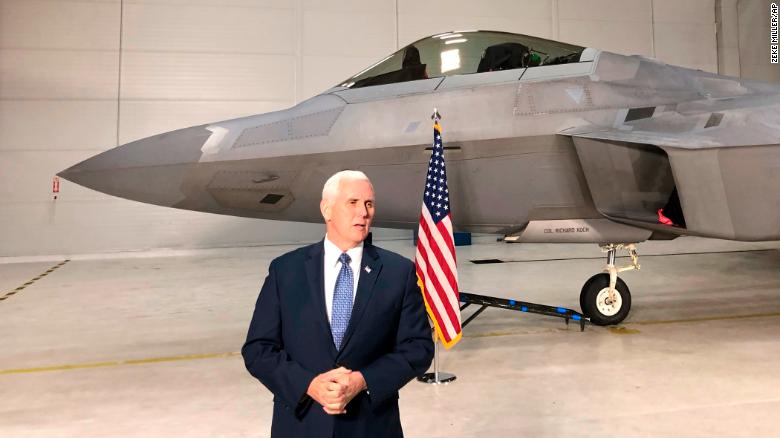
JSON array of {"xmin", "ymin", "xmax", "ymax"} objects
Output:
[{"xmin": 306, "ymin": 367, "xmax": 366, "ymax": 415}]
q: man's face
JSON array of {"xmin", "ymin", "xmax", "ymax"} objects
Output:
[{"xmin": 321, "ymin": 178, "xmax": 375, "ymax": 251}]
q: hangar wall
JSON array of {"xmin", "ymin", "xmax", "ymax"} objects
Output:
[
  {"xmin": 737, "ymin": 0, "xmax": 780, "ymax": 82},
  {"xmin": 0, "ymin": 0, "xmax": 721, "ymax": 257},
  {"xmin": 716, "ymin": 0, "xmax": 780, "ymax": 82}
]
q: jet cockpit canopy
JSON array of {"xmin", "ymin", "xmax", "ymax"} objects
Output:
[{"xmin": 338, "ymin": 30, "xmax": 586, "ymax": 89}]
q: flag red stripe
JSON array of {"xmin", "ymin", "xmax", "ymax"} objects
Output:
[
  {"xmin": 417, "ymin": 220, "xmax": 461, "ymax": 332},
  {"xmin": 415, "ymin": 262, "xmax": 453, "ymax": 343},
  {"xmin": 416, "ymin": 243, "xmax": 456, "ymax": 342},
  {"xmin": 418, "ymin": 214, "xmax": 460, "ymax": 332},
  {"xmin": 436, "ymin": 218, "xmax": 456, "ymax": 259},
  {"xmin": 415, "ymin": 237, "xmax": 454, "ymax": 337},
  {"xmin": 421, "ymin": 208, "xmax": 457, "ymax": 270},
  {"xmin": 417, "ymin": 243, "xmax": 458, "ymax": 337},
  {"xmin": 420, "ymin": 217, "xmax": 458, "ymax": 294},
  {"xmin": 420, "ymin": 218, "xmax": 459, "ymax": 300},
  {"xmin": 432, "ymin": 218, "xmax": 459, "ymax": 308}
]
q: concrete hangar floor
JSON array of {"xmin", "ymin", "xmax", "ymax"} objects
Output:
[{"xmin": 1, "ymin": 236, "xmax": 780, "ymax": 437}]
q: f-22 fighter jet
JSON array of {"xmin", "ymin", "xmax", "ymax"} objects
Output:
[{"xmin": 60, "ymin": 31, "xmax": 780, "ymax": 325}]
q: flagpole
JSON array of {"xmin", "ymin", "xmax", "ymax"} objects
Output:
[
  {"xmin": 418, "ymin": 330, "xmax": 456, "ymax": 384},
  {"xmin": 434, "ymin": 339, "xmax": 439, "ymax": 382},
  {"xmin": 417, "ymin": 107, "xmax": 456, "ymax": 385}
]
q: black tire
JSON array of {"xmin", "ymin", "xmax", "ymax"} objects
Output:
[
  {"xmin": 579, "ymin": 273, "xmax": 631, "ymax": 326},
  {"xmin": 579, "ymin": 274, "xmax": 599, "ymax": 317}
]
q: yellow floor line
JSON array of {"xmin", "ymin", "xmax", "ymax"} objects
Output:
[
  {"xmin": 633, "ymin": 311, "xmax": 780, "ymax": 326},
  {"xmin": 0, "ymin": 351, "xmax": 241, "ymax": 375},
  {"xmin": 466, "ymin": 327, "xmax": 572, "ymax": 338},
  {"xmin": 464, "ymin": 311, "xmax": 780, "ymax": 338}
]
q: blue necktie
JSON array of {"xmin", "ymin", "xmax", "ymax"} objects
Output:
[{"xmin": 331, "ymin": 253, "xmax": 354, "ymax": 350}]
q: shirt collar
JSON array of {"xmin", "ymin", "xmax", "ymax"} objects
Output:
[{"xmin": 324, "ymin": 235, "xmax": 364, "ymax": 268}]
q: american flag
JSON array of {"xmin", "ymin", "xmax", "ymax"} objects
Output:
[{"xmin": 415, "ymin": 117, "xmax": 462, "ymax": 349}]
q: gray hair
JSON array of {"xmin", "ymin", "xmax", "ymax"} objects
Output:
[{"xmin": 322, "ymin": 170, "xmax": 372, "ymax": 202}]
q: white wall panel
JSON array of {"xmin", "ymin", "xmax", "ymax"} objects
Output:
[
  {"xmin": 398, "ymin": 0, "xmax": 553, "ymax": 47},
  {"xmin": 120, "ymin": 52, "xmax": 295, "ymax": 101},
  {"xmin": 123, "ymin": 0, "xmax": 288, "ymax": 7},
  {"xmin": 738, "ymin": 0, "xmax": 780, "ymax": 82},
  {"xmin": 653, "ymin": 0, "xmax": 714, "ymax": 24},
  {"xmin": 122, "ymin": 3, "xmax": 295, "ymax": 54},
  {"xmin": 300, "ymin": 2, "xmax": 396, "ymax": 102},
  {"xmin": 558, "ymin": 0, "xmax": 650, "ymax": 22},
  {"xmin": 41, "ymin": 0, "xmax": 118, "ymax": 3},
  {"xmin": 0, "ymin": 0, "xmax": 119, "ymax": 50},
  {"xmin": 0, "ymin": 101, "xmax": 117, "ymax": 150},
  {"xmin": 716, "ymin": 0, "xmax": 741, "ymax": 76},
  {"xmin": 399, "ymin": 0, "xmax": 551, "ymax": 19},
  {"xmin": 302, "ymin": 11, "xmax": 396, "ymax": 57},
  {"xmin": 301, "ymin": 56, "xmax": 380, "ymax": 100},
  {"xmin": 558, "ymin": 0, "xmax": 653, "ymax": 55},
  {"xmin": 0, "ymin": 50, "xmax": 119, "ymax": 99},
  {"xmin": 0, "ymin": 202, "xmax": 328, "ymax": 256},
  {"xmin": 559, "ymin": 20, "xmax": 654, "ymax": 56},
  {"xmin": 738, "ymin": 1, "xmax": 770, "ymax": 65},
  {"xmin": 118, "ymin": 100, "xmax": 292, "ymax": 144},
  {"xmin": 304, "ymin": 0, "xmax": 394, "ymax": 13},
  {"xmin": 652, "ymin": 0, "xmax": 716, "ymax": 72},
  {"xmin": 653, "ymin": 22, "xmax": 717, "ymax": 72},
  {"xmin": 0, "ymin": 151, "xmax": 110, "ymax": 203}
]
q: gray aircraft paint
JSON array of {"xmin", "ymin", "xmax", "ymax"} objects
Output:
[{"xmin": 60, "ymin": 32, "xmax": 780, "ymax": 244}]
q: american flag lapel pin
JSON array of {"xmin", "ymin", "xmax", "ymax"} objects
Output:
[{"xmin": 364, "ymin": 265, "xmax": 372, "ymax": 274}]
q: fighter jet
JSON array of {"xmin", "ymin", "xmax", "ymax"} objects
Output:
[{"xmin": 59, "ymin": 30, "xmax": 780, "ymax": 325}]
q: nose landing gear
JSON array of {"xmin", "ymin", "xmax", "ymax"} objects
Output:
[{"xmin": 580, "ymin": 244, "xmax": 640, "ymax": 325}]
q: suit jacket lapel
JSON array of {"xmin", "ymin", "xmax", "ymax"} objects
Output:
[
  {"xmin": 337, "ymin": 243, "xmax": 382, "ymax": 355},
  {"xmin": 304, "ymin": 241, "xmax": 338, "ymax": 358}
]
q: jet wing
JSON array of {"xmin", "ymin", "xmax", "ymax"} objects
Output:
[
  {"xmin": 559, "ymin": 93, "xmax": 780, "ymax": 242},
  {"xmin": 560, "ymin": 93, "xmax": 780, "ymax": 148}
]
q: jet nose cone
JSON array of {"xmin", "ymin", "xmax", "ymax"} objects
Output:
[{"xmin": 59, "ymin": 125, "xmax": 212, "ymax": 206}]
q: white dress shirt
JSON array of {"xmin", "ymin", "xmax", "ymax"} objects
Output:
[{"xmin": 323, "ymin": 235, "xmax": 363, "ymax": 323}]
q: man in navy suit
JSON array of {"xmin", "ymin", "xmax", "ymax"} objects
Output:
[{"xmin": 242, "ymin": 170, "xmax": 434, "ymax": 438}]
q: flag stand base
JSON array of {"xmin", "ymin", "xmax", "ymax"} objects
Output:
[
  {"xmin": 417, "ymin": 372, "xmax": 456, "ymax": 384},
  {"xmin": 417, "ymin": 336, "xmax": 456, "ymax": 384}
]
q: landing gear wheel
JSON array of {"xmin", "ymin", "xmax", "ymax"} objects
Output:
[
  {"xmin": 580, "ymin": 273, "xmax": 631, "ymax": 326},
  {"xmin": 579, "ymin": 275, "xmax": 598, "ymax": 316}
]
